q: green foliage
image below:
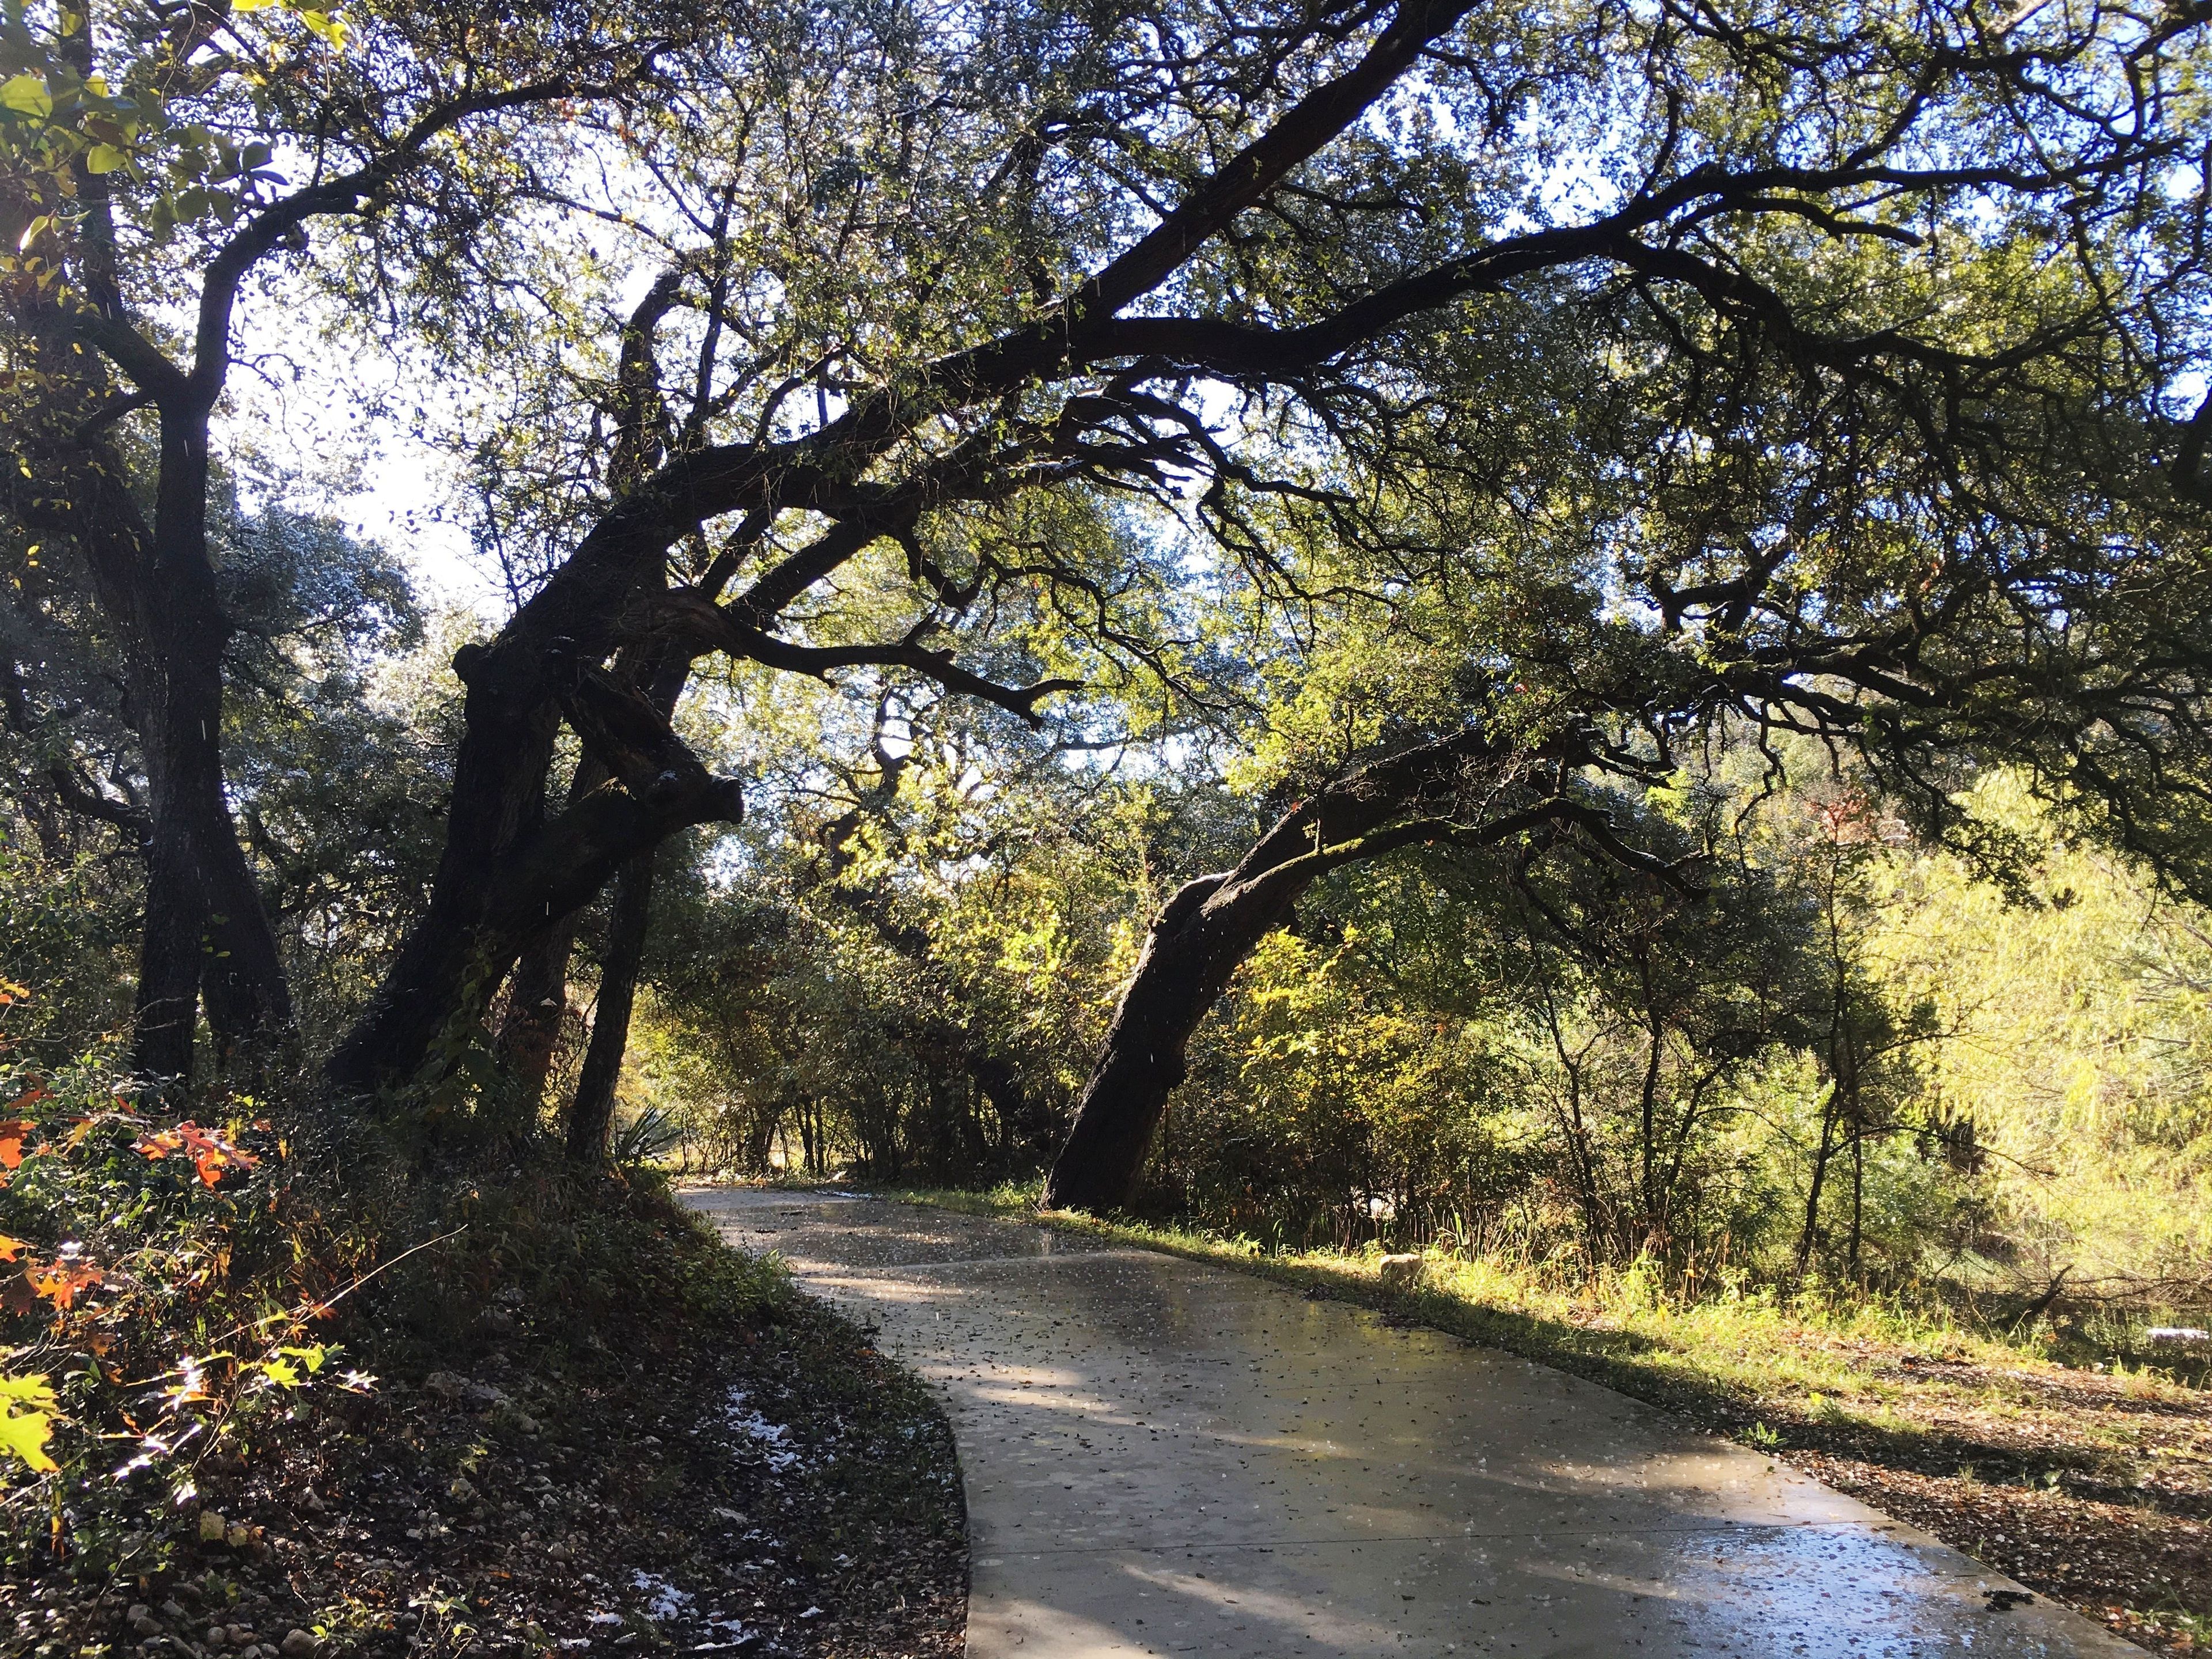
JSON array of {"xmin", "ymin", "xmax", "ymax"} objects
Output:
[
  {"xmin": 1868, "ymin": 774, "xmax": 2212, "ymax": 1291},
  {"xmin": 0, "ymin": 1009, "xmax": 367, "ymax": 1573},
  {"xmin": 0, "ymin": 847, "xmax": 134, "ymax": 1062}
]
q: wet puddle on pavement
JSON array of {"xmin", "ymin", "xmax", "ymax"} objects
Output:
[{"xmin": 685, "ymin": 1187, "xmax": 2130, "ymax": 1658}]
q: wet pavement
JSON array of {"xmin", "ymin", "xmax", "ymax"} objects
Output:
[{"xmin": 683, "ymin": 1187, "xmax": 2131, "ymax": 1658}]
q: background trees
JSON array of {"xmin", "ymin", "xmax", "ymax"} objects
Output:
[{"xmin": 0, "ymin": 0, "xmax": 2207, "ymax": 1297}]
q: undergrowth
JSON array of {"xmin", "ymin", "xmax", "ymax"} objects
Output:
[{"xmin": 0, "ymin": 1002, "xmax": 785, "ymax": 1595}]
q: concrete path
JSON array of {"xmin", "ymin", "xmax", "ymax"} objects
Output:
[{"xmin": 684, "ymin": 1187, "xmax": 2132, "ymax": 1659}]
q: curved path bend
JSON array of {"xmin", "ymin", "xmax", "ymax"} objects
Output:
[{"xmin": 685, "ymin": 1187, "xmax": 2130, "ymax": 1659}]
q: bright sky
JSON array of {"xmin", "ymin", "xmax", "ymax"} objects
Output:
[{"xmin": 226, "ymin": 301, "xmax": 506, "ymax": 620}]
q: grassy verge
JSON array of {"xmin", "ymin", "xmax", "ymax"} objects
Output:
[{"xmin": 896, "ymin": 1181, "xmax": 2210, "ymax": 1657}]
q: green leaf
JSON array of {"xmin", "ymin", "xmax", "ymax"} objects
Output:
[
  {"xmin": 85, "ymin": 143, "xmax": 126, "ymax": 174},
  {"xmin": 0, "ymin": 1373, "xmax": 58, "ymax": 1473},
  {"xmin": 0, "ymin": 74, "xmax": 52, "ymax": 119}
]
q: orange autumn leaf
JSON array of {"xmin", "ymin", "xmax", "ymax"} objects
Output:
[
  {"xmin": 0, "ymin": 1120, "xmax": 35, "ymax": 1171},
  {"xmin": 131, "ymin": 1127, "xmax": 183, "ymax": 1160},
  {"xmin": 180, "ymin": 1123, "xmax": 256, "ymax": 1186},
  {"xmin": 25, "ymin": 1257, "xmax": 102, "ymax": 1310},
  {"xmin": 134, "ymin": 1122, "xmax": 256, "ymax": 1185},
  {"xmin": 0, "ymin": 1234, "xmax": 21, "ymax": 1262}
]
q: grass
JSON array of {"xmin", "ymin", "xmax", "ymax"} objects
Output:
[{"xmin": 892, "ymin": 1180, "xmax": 2212, "ymax": 1656}]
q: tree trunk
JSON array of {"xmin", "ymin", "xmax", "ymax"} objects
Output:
[
  {"xmin": 495, "ymin": 754, "xmax": 616, "ymax": 1104},
  {"xmin": 1045, "ymin": 726, "xmax": 1551, "ymax": 1211},
  {"xmin": 1041, "ymin": 724, "xmax": 1623, "ymax": 1213},
  {"xmin": 144, "ymin": 614, "xmax": 292, "ymax": 1078},
  {"xmin": 567, "ymin": 847, "xmax": 658, "ymax": 1162},
  {"xmin": 1794, "ymin": 1083, "xmax": 1842, "ymax": 1280},
  {"xmin": 499, "ymin": 919, "xmax": 578, "ymax": 1105},
  {"xmin": 59, "ymin": 426, "xmax": 291, "ymax": 1080},
  {"xmin": 1043, "ymin": 872, "xmax": 1264, "ymax": 1209},
  {"xmin": 329, "ymin": 483, "xmax": 746, "ymax": 1094}
]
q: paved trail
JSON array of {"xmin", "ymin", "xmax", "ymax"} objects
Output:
[{"xmin": 685, "ymin": 1187, "xmax": 2130, "ymax": 1659}]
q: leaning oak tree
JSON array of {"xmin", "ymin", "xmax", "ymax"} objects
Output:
[
  {"xmin": 0, "ymin": 0, "xmax": 709, "ymax": 1078},
  {"xmin": 309, "ymin": 0, "xmax": 2212, "ymax": 1141},
  {"xmin": 1040, "ymin": 17, "xmax": 2212, "ymax": 1207}
]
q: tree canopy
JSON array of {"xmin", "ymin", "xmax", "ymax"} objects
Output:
[{"xmin": 0, "ymin": 0, "xmax": 2209, "ymax": 1221}]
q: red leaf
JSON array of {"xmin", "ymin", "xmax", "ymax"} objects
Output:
[
  {"xmin": 25, "ymin": 1257, "xmax": 101, "ymax": 1309},
  {"xmin": 137, "ymin": 1121, "xmax": 257, "ymax": 1183}
]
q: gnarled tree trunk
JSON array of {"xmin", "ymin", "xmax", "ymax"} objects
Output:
[
  {"xmin": 60, "ymin": 430, "xmax": 291, "ymax": 1081},
  {"xmin": 1044, "ymin": 726, "xmax": 1586, "ymax": 1211},
  {"xmin": 567, "ymin": 846, "xmax": 658, "ymax": 1161},
  {"xmin": 498, "ymin": 918, "xmax": 579, "ymax": 1107}
]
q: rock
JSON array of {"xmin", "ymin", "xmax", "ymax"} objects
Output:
[
  {"xmin": 448, "ymin": 1477, "xmax": 476, "ymax": 1503},
  {"xmin": 546, "ymin": 1543, "xmax": 571, "ymax": 1563},
  {"xmin": 128, "ymin": 1606, "xmax": 152, "ymax": 1626},
  {"xmin": 281, "ymin": 1630, "xmax": 317, "ymax": 1658},
  {"xmin": 132, "ymin": 1618, "xmax": 163, "ymax": 1639},
  {"xmin": 205, "ymin": 1628, "xmax": 228, "ymax": 1649},
  {"xmin": 198, "ymin": 1510, "xmax": 230, "ymax": 1543},
  {"xmin": 226, "ymin": 1628, "xmax": 253, "ymax": 1647},
  {"xmin": 422, "ymin": 1372, "xmax": 466, "ymax": 1400},
  {"xmin": 301, "ymin": 1491, "xmax": 326, "ymax": 1513},
  {"xmin": 160, "ymin": 1602, "xmax": 187, "ymax": 1620}
]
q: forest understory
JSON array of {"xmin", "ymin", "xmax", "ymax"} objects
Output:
[{"xmin": 1, "ymin": 1166, "xmax": 966, "ymax": 1659}]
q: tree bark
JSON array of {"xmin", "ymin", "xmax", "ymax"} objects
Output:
[
  {"xmin": 499, "ymin": 918, "xmax": 578, "ymax": 1105},
  {"xmin": 55, "ymin": 430, "xmax": 291, "ymax": 1080},
  {"xmin": 495, "ymin": 755, "xmax": 615, "ymax": 1103},
  {"xmin": 1042, "ymin": 870, "xmax": 1260, "ymax": 1210},
  {"xmin": 1044, "ymin": 726, "xmax": 1566, "ymax": 1211},
  {"xmin": 328, "ymin": 513, "xmax": 744, "ymax": 1092},
  {"xmin": 567, "ymin": 847, "xmax": 658, "ymax": 1161}
]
